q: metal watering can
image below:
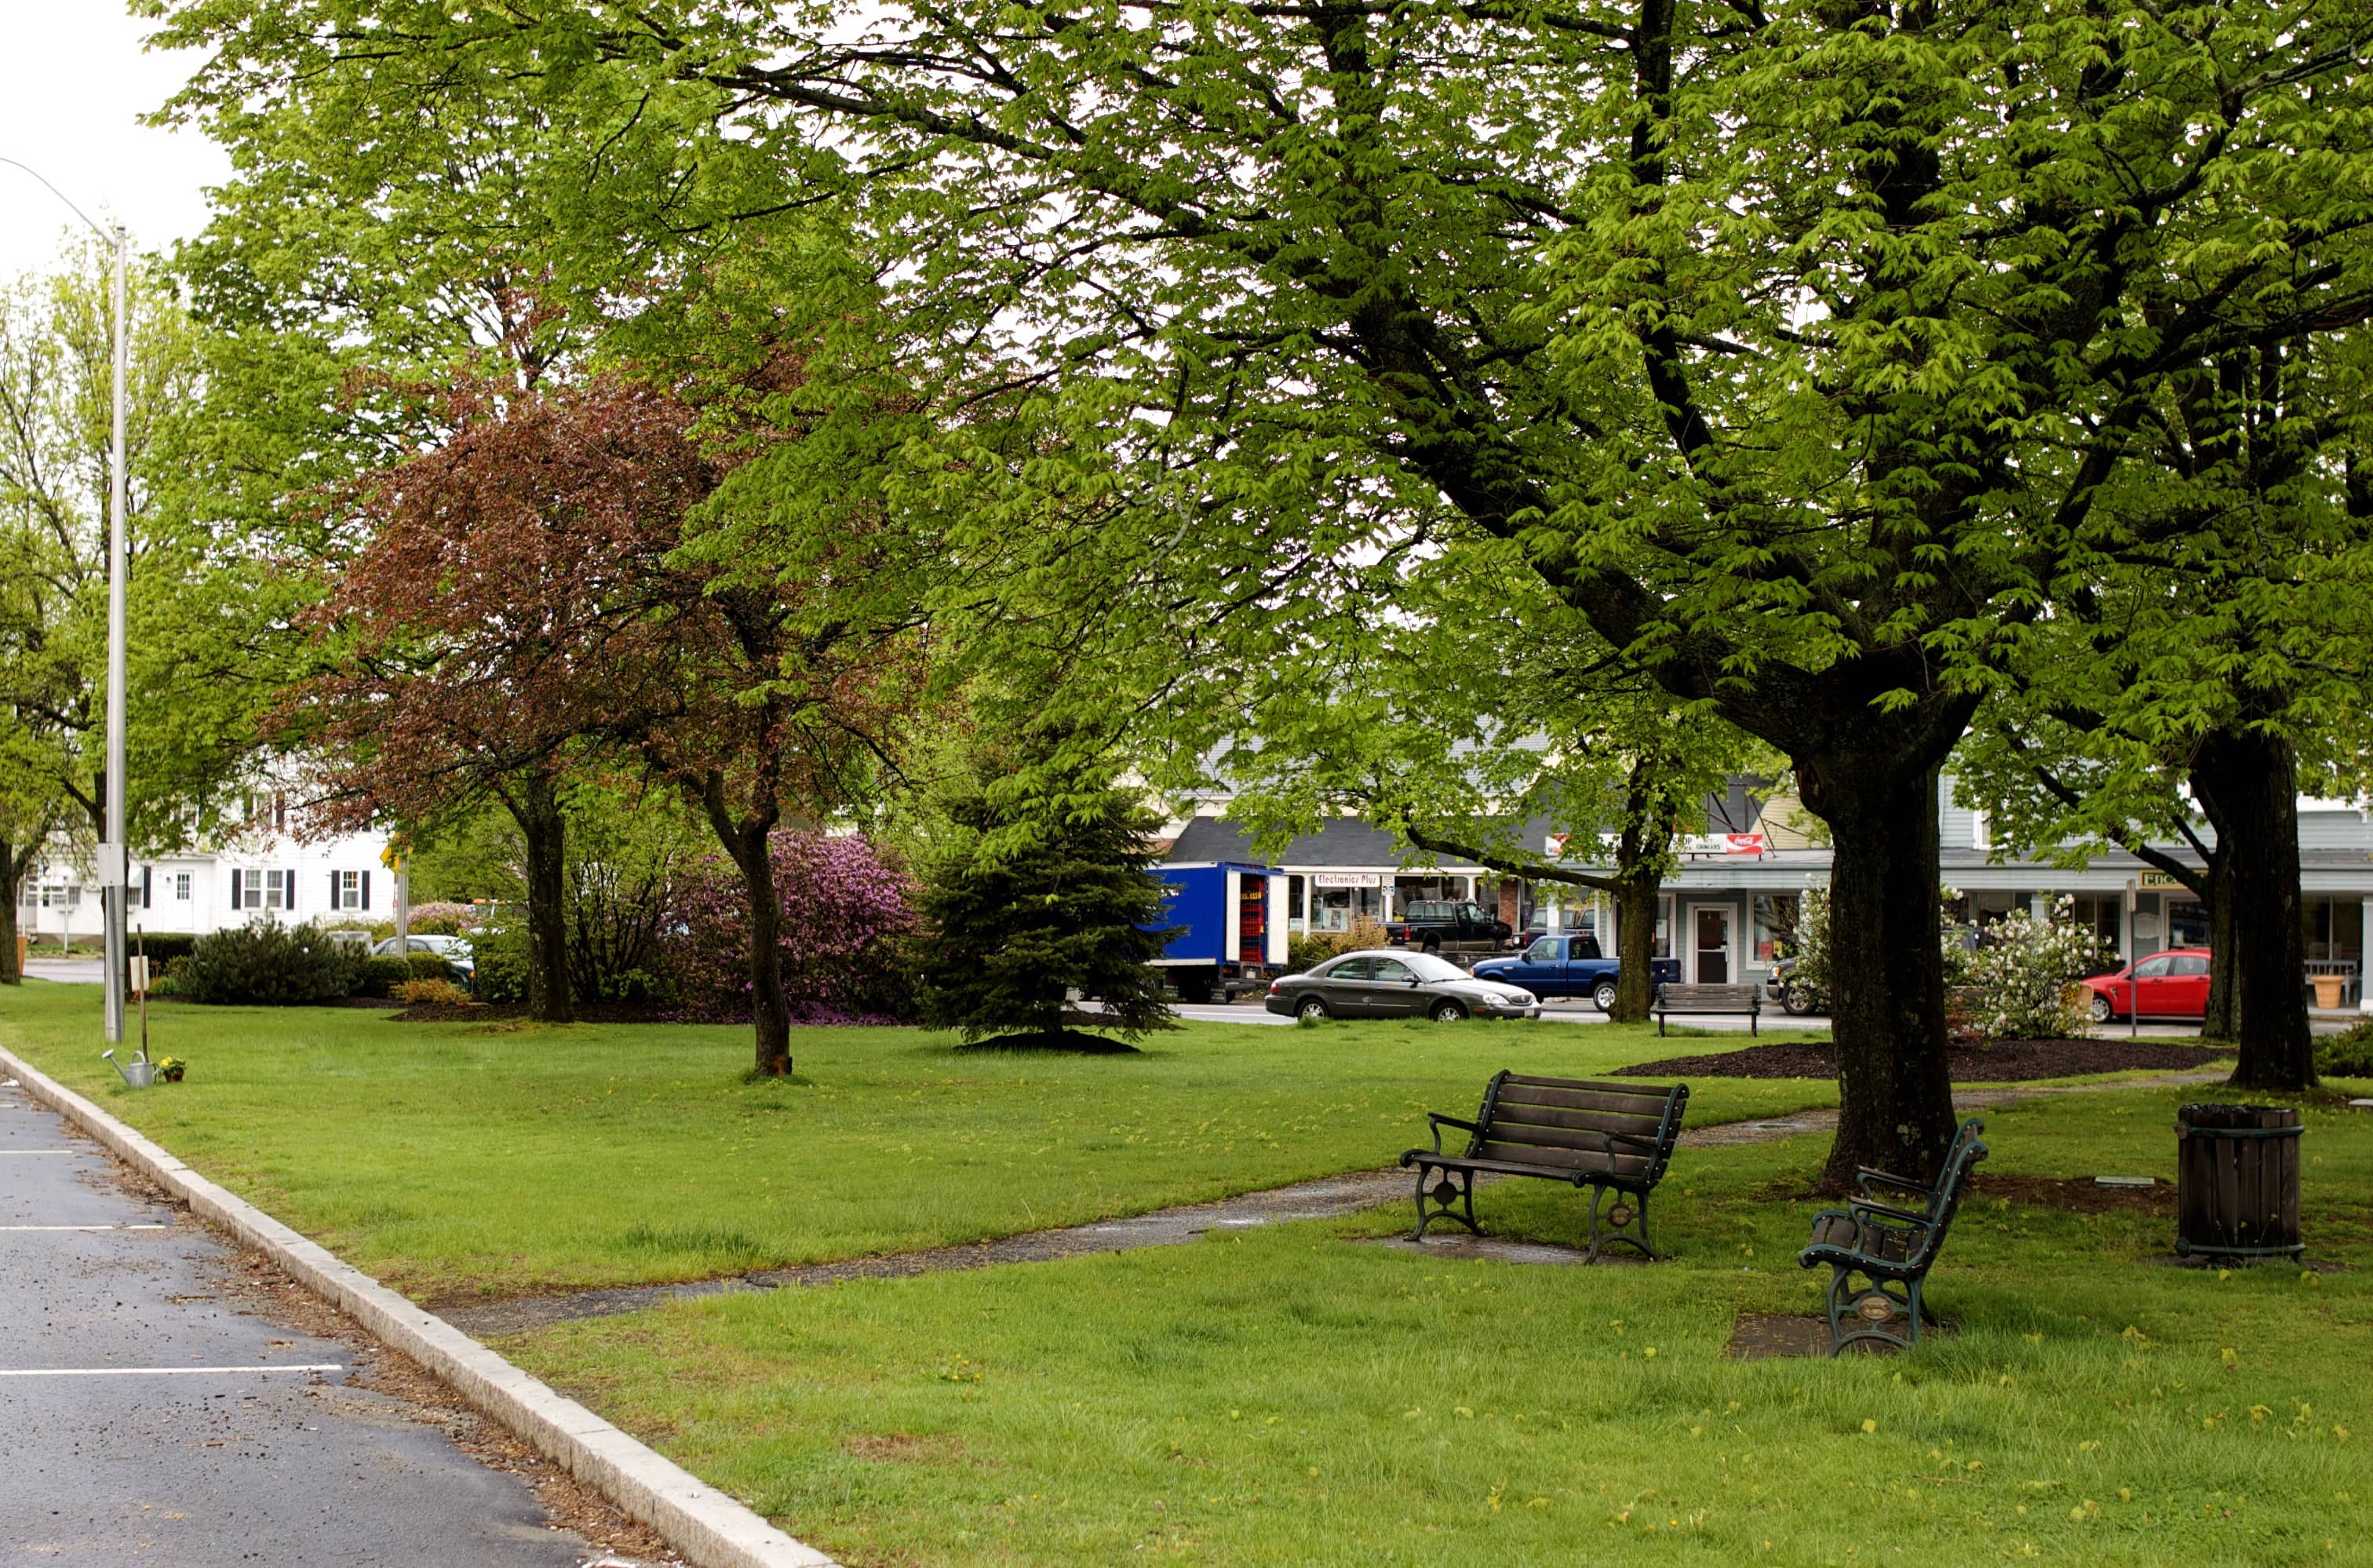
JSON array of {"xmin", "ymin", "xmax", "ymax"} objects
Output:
[{"xmin": 102, "ymin": 1049, "xmax": 154, "ymax": 1089}]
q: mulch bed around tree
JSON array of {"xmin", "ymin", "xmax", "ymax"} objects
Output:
[
  {"xmin": 1761, "ymin": 1172, "xmax": 2174, "ymax": 1214},
  {"xmin": 1620, "ymin": 1037, "xmax": 2228, "ymax": 1083},
  {"xmin": 953, "ymin": 1029, "xmax": 1142, "ymax": 1055}
]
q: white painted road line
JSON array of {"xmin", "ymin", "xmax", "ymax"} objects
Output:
[
  {"xmin": 0, "ymin": 1363, "xmax": 347, "ymax": 1379},
  {"xmin": 0, "ymin": 1150, "xmax": 78, "ymax": 1155},
  {"xmin": 0, "ymin": 1222, "xmax": 170, "ymax": 1231}
]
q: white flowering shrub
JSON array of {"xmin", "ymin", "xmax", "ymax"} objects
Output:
[
  {"xmin": 1777, "ymin": 881, "xmax": 1832, "ymax": 1001},
  {"xmin": 1947, "ymin": 896, "xmax": 2104, "ymax": 1042},
  {"xmin": 1786, "ymin": 884, "xmax": 2101, "ymax": 1041}
]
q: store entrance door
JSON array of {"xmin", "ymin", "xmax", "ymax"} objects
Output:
[{"xmin": 1690, "ymin": 905, "xmax": 1732, "ymax": 985}]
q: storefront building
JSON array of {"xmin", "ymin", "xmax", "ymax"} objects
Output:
[{"xmin": 1166, "ymin": 779, "xmax": 2373, "ymax": 1008}]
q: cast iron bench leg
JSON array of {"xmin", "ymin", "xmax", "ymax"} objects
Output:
[
  {"xmin": 1821, "ymin": 1265, "xmax": 1926, "ymax": 1355},
  {"xmin": 1412, "ymin": 1162, "xmax": 1479, "ymax": 1239},
  {"xmin": 1584, "ymin": 1183, "xmax": 1657, "ymax": 1264}
]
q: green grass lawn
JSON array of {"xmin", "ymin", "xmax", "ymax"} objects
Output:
[
  {"xmin": 505, "ymin": 1083, "xmax": 2373, "ymax": 1567},
  {"xmin": 0, "ymin": 981, "xmax": 1837, "ymax": 1298}
]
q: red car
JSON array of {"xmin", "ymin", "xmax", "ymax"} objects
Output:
[{"xmin": 2080, "ymin": 946, "xmax": 2211, "ymax": 1023}]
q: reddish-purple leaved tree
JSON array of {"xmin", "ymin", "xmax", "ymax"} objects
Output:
[{"xmin": 665, "ymin": 830, "xmax": 917, "ymax": 1024}]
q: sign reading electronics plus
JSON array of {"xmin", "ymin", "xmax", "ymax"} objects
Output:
[{"xmin": 1312, "ymin": 873, "xmax": 1383, "ymax": 888}]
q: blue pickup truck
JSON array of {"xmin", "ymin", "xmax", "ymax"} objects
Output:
[{"xmin": 1471, "ymin": 933, "xmax": 1681, "ymax": 1012}]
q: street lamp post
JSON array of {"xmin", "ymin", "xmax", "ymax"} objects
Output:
[{"xmin": 3, "ymin": 159, "xmax": 133, "ymax": 1043}]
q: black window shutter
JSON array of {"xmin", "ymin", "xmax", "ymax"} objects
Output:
[
  {"xmin": 141, "ymin": 866, "xmax": 152, "ymax": 909},
  {"xmin": 361, "ymin": 870, "xmax": 371, "ymax": 911},
  {"xmin": 329, "ymin": 870, "xmax": 339, "ymax": 910},
  {"xmin": 229, "ymin": 871, "xmax": 241, "ymax": 910},
  {"xmin": 286, "ymin": 866, "xmax": 297, "ymax": 912}
]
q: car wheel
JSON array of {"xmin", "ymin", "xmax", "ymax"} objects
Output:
[
  {"xmin": 1781, "ymin": 986, "xmax": 1816, "ymax": 1017},
  {"xmin": 1429, "ymin": 999, "xmax": 1468, "ymax": 1023},
  {"xmin": 1592, "ymin": 979, "xmax": 1620, "ymax": 1013},
  {"xmin": 1296, "ymin": 996, "xmax": 1329, "ymax": 1022},
  {"xmin": 2089, "ymin": 994, "xmax": 2113, "ymax": 1025},
  {"xmin": 1423, "ymin": 939, "xmax": 1442, "ymax": 956}
]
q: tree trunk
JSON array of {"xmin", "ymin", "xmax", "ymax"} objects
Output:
[
  {"xmin": 728, "ymin": 824, "xmax": 792, "ymax": 1076},
  {"xmin": 1799, "ymin": 757, "xmax": 1958, "ymax": 1190},
  {"xmin": 1610, "ymin": 876, "xmax": 1659, "ymax": 1023},
  {"xmin": 0, "ymin": 835, "xmax": 23, "ymax": 984},
  {"xmin": 2200, "ymin": 858, "xmax": 2236, "ymax": 1042},
  {"xmin": 2193, "ymin": 727, "xmax": 2315, "ymax": 1091},
  {"xmin": 507, "ymin": 772, "xmax": 575, "ymax": 1024}
]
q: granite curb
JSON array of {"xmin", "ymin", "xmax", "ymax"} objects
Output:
[{"xmin": 0, "ymin": 1042, "xmax": 838, "ymax": 1568}]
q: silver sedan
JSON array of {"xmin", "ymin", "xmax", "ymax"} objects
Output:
[{"xmin": 1264, "ymin": 949, "xmax": 1540, "ymax": 1023}]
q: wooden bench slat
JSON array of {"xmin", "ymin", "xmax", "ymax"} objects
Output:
[
  {"xmin": 1473, "ymin": 1141, "xmax": 1653, "ymax": 1177},
  {"xmin": 1500, "ymin": 1074, "xmax": 1676, "ymax": 1096},
  {"xmin": 1489, "ymin": 1084, "xmax": 1674, "ymax": 1114},
  {"xmin": 1486, "ymin": 1104, "xmax": 1664, "ymax": 1138}
]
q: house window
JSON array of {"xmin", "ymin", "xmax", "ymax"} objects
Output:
[
  {"xmin": 239, "ymin": 868, "xmax": 289, "ymax": 910},
  {"xmin": 175, "ymin": 873, "xmax": 191, "ymax": 901},
  {"xmin": 1652, "ymin": 895, "xmax": 1673, "ymax": 959},
  {"xmin": 334, "ymin": 869, "xmax": 369, "ymax": 910}
]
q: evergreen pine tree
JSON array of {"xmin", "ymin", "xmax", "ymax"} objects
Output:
[{"xmin": 916, "ymin": 756, "xmax": 1179, "ymax": 1047}]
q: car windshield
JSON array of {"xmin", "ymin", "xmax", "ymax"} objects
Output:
[{"xmin": 1405, "ymin": 953, "xmax": 1469, "ymax": 983}]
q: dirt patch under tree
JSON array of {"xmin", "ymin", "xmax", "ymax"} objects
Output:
[{"xmin": 1621, "ymin": 1036, "xmax": 2228, "ymax": 1083}]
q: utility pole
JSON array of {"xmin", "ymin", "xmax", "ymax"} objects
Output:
[
  {"xmin": 2, "ymin": 161, "xmax": 133, "ymax": 1042},
  {"xmin": 101, "ymin": 224, "xmax": 129, "ymax": 1045}
]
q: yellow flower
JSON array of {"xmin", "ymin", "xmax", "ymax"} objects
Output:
[{"xmin": 1862, "ymin": 1419, "xmax": 1878, "ymax": 1434}]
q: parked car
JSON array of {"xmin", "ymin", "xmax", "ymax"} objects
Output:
[
  {"xmin": 1472, "ymin": 933, "xmax": 1680, "ymax": 1012},
  {"xmin": 2079, "ymin": 946, "xmax": 2211, "ymax": 1023},
  {"xmin": 1266, "ymin": 948, "xmax": 1539, "ymax": 1022},
  {"xmin": 1384, "ymin": 899, "xmax": 1514, "ymax": 955},
  {"xmin": 371, "ymin": 932, "xmax": 476, "ymax": 982},
  {"xmin": 1770, "ymin": 955, "xmax": 1827, "ymax": 1016}
]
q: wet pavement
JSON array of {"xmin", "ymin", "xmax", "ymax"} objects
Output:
[{"xmin": 0, "ymin": 1078, "xmax": 619, "ymax": 1565}]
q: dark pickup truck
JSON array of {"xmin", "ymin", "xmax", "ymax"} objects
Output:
[
  {"xmin": 1385, "ymin": 899, "xmax": 1515, "ymax": 954},
  {"xmin": 1472, "ymin": 933, "xmax": 1682, "ymax": 1012}
]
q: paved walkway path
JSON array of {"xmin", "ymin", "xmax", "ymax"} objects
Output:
[
  {"xmin": 0, "ymin": 1078, "xmax": 634, "ymax": 1566},
  {"xmin": 444, "ymin": 1069, "xmax": 2229, "ymax": 1338}
]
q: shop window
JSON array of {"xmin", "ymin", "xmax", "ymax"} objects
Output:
[
  {"xmin": 1652, "ymin": 896, "xmax": 1672, "ymax": 960},
  {"xmin": 1752, "ymin": 892, "xmax": 1799, "ymax": 964},
  {"xmin": 2164, "ymin": 899, "xmax": 2208, "ymax": 948}
]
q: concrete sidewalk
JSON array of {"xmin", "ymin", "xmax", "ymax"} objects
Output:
[{"xmin": 0, "ymin": 1076, "xmax": 636, "ymax": 1565}]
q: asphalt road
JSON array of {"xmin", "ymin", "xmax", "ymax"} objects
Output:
[{"xmin": 0, "ymin": 1077, "xmax": 610, "ymax": 1565}]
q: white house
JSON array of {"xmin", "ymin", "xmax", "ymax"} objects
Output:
[{"xmin": 16, "ymin": 792, "xmax": 394, "ymax": 944}]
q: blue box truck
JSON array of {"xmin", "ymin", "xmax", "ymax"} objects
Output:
[{"xmin": 1152, "ymin": 861, "xmax": 1287, "ymax": 1003}]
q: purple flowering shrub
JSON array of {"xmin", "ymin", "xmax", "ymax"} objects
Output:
[{"xmin": 664, "ymin": 830, "xmax": 920, "ymax": 1024}]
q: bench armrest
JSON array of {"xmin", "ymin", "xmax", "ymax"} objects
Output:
[
  {"xmin": 1597, "ymin": 1129, "xmax": 1661, "ymax": 1153},
  {"xmin": 1855, "ymin": 1168, "xmax": 1934, "ymax": 1202},
  {"xmin": 1425, "ymin": 1113, "xmax": 1480, "ymax": 1154},
  {"xmin": 1848, "ymin": 1198, "xmax": 1933, "ymax": 1227}
]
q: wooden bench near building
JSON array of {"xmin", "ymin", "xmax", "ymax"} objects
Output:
[{"xmin": 1652, "ymin": 981, "xmax": 1764, "ymax": 1034}]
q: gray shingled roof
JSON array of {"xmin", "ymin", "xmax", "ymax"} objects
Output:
[{"xmin": 1168, "ymin": 815, "xmax": 1507, "ymax": 868}]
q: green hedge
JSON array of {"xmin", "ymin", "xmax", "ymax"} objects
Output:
[
  {"xmin": 2317, "ymin": 1019, "xmax": 2373, "ymax": 1079},
  {"xmin": 130, "ymin": 933, "xmax": 200, "ymax": 965},
  {"xmin": 348, "ymin": 952, "xmax": 458, "ymax": 997},
  {"xmin": 180, "ymin": 921, "xmax": 359, "ymax": 1005}
]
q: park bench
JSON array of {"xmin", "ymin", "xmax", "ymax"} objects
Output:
[
  {"xmin": 1400, "ymin": 1072, "xmax": 1690, "ymax": 1261},
  {"xmin": 1652, "ymin": 981, "xmax": 1764, "ymax": 1034},
  {"xmin": 1798, "ymin": 1118, "xmax": 1988, "ymax": 1355}
]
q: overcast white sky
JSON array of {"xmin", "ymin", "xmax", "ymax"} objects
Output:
[{"xmin": 0, "ymin": 1, "xmax": 231, "ymax": 281}]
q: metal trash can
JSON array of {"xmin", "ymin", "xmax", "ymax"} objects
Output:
[{"xmin": 2175, "ymin": 1103, "xmax": 2303, "ymax": 1261}]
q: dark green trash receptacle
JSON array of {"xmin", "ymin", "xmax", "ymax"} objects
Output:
[{"xmin": 2175, "ymin": 1103, "xmax": 2303, "ymax": 1262}]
